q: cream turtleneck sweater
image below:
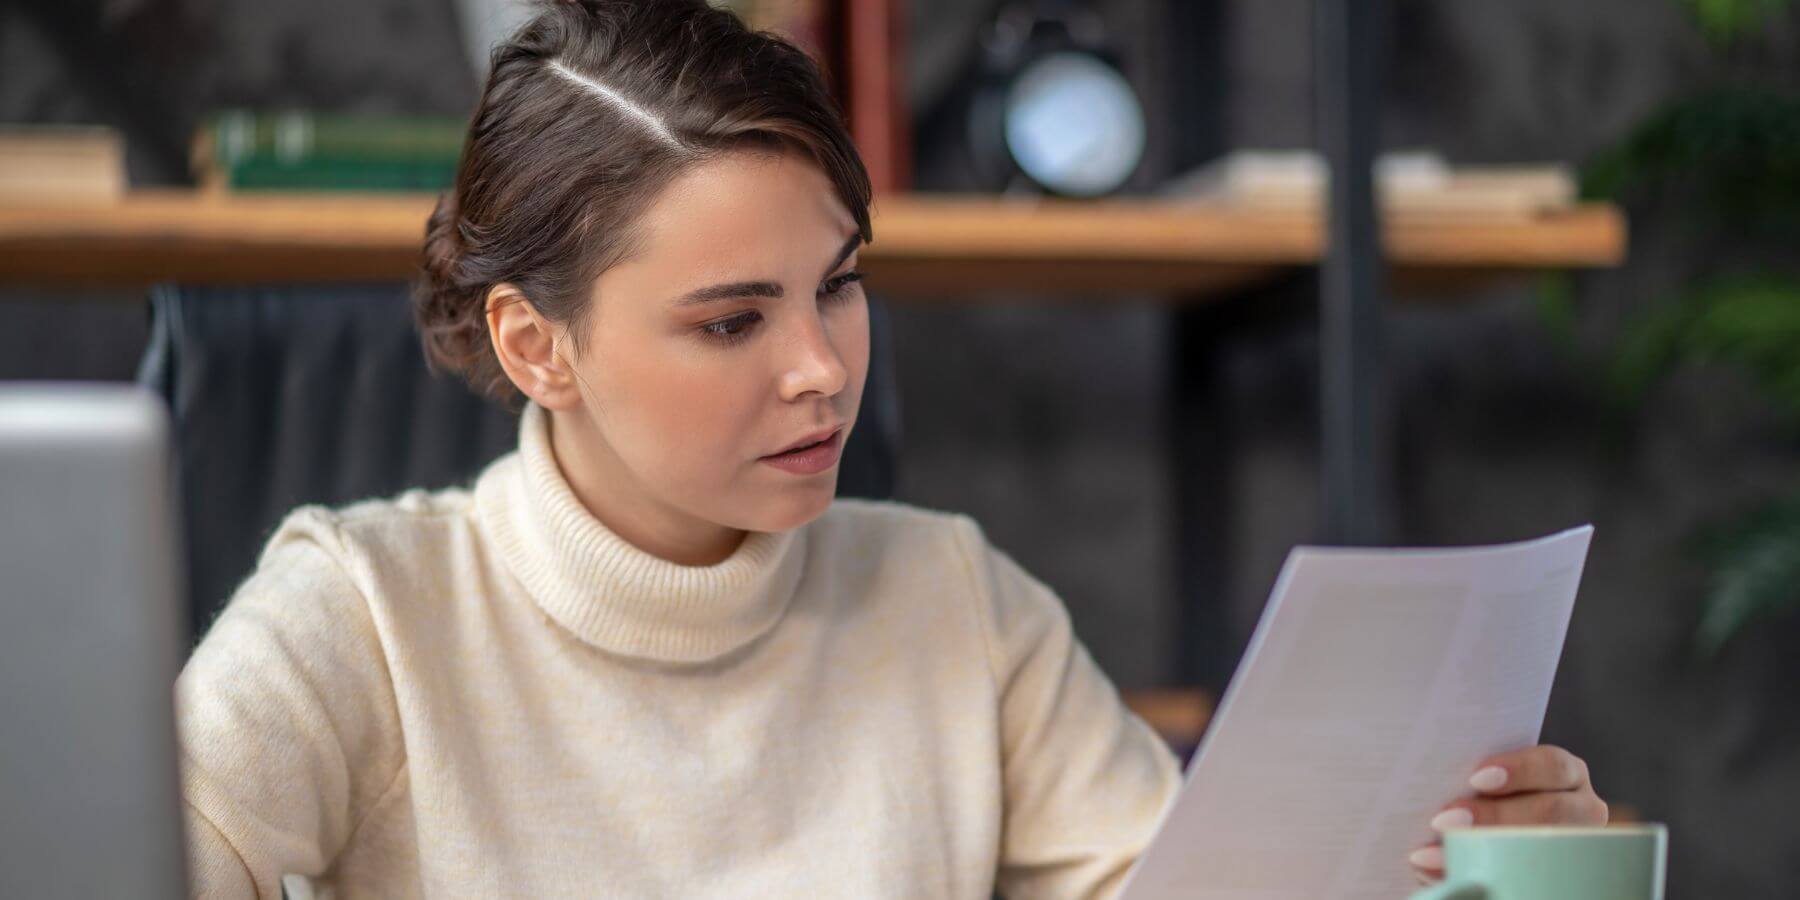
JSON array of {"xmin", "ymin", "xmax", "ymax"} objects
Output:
[{"xmin": 175, "ymin": 404, "xmax": 1180, "ymax": 899}]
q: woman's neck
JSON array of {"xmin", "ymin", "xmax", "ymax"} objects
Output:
[{"xmin": 545, "ymin": 408, "xmax": 748, "ymax": 567}]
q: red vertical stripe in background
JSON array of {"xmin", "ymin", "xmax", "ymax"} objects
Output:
[{"xmin": 844, "ymin": 0, "xmax": 910, "ymax": 194}]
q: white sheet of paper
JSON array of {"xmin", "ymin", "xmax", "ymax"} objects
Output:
[{"xmin": 1121, "ymin": 526, "xmax": 1594, "ymax": 900}]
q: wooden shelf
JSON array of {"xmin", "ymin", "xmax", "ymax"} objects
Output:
[{"xmin": 0, "ymin": 191, "xmax": 1625, "ymax": 295}]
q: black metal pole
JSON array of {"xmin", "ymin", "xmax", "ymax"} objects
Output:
[
  {"xmin": 1314, "ymin": 0, "xmax": 1391, "ymax": 545},
  {"xmin": 1160, "ymin": 0, "xmax": 1237, "ymax": 690}
]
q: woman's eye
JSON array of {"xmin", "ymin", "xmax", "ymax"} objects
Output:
[
  {"xmin": 821, "ymin": 270, "xmax": 865, "ymax": 298},
  {"xmin": 702, "ymin": 311, "xmax": 760, "ymax": 345},
  {"xmin": 701, "ymin": 272, "xmax": 862, "ymax": 347}
]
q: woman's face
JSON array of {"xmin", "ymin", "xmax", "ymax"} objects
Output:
[{"xmin": 549, "ymin": 150, "xmax": 869, "ymax": 548}]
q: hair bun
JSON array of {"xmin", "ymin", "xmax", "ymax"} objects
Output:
[
  {"xmin": 414, "ymin": 192, "xmax": 510, "ymax": 397},
  {"xmin": 420, "ymin": 192, "xmax": 461, "ymax": 280}
]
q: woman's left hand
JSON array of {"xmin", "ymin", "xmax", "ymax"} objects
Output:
[{"xmin": 1408, "ymin": 744, "xmax": 1609, "ymax": 882}]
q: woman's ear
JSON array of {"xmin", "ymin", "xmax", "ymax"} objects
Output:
[{"xmin": 486, "ymin": 284, "xmax": 582, "ymax": 410}]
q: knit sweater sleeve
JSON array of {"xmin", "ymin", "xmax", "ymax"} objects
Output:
[
  {"xmin": 174, "ymin": 512, "xmax": 405, "ymax": 899},
  {"xmin": 950, "ymin": 515, "xmax": 1182, "ymax": 900}
]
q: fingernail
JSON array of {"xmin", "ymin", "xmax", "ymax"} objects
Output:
[
  {"xmin": 1430, "ymin": 807, "xmax": 1475, "ymax": 831},
  {"xmin": 1469, "ymin": 766, "xmax": 1508, "ymax": 792},
  {"xmin": 1409, "ymin": 846, "xmax": 1445, "ymax": 870}
]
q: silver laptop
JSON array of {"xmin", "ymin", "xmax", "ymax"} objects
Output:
[{"xmin": 0, "ymin": 384, "xmax": 188, "ymax": 898}]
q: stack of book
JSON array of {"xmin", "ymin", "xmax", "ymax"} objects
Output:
[
  {"xmin": 191, "ymin": 110, "xmax": 465, "ymax": 192},
  {"xmin": 0, "ymin": 126, "xmax": 126, "ymax": 203},
  {"xmin": 1164, "ymin": 150, "xmax": 1579, "ymax": 221}
]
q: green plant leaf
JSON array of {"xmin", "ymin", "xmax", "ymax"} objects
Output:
[
  {"xmin": 1579, "ymin": 86, "xmax": 1800, "ymax": 236},
  {"xmin": 1695, "ymin": 499, "xmax": 1800, "ymax": 656},
  {"xmin": 1682, "ymin": 276, "xmax": 1800, "ymax": 420},
  {"xmin": 1606, "ymin": 274, "xmax": 1800, "ymax": 425},
  {"xmin": 1679, "ymin": 0, "xmax": 1796, "ymax": 42}
]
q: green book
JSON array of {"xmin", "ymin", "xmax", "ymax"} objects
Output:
[
  {"xmin": 224, "ymin": 158, "xmax": 456, "ymax": 192},
  {"xmin": 201, "ymin": 109, "xmax": 464, "ymax": 191}
]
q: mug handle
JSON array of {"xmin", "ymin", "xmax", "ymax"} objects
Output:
[{"xmin": 1409, "ymin": 880, "xmax": 1487, "ymax": 900}]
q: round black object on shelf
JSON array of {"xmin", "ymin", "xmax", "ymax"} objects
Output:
[{"xmin": 965, "ymin": 0, "xmax": 1146, "ymax": 197}]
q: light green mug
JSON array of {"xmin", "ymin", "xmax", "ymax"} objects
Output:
[{"xmin": 1410, "ymin": 825, "xmax": 1667, "ymax": 900}]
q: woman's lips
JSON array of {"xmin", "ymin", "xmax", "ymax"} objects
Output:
[
  {"xmin": 758, "ymin": 428, "xmax": 843, "ymax": 475},
  {"xmin": 768, "ymin": 424, "xmax": 844, "ymax": 456}
]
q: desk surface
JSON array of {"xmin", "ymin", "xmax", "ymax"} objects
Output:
[{"xmin": 0, "ymin": 191, "xmax": 1626, "ymax": 296}]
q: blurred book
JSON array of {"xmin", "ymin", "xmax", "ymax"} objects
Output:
[
  {"xmin": 1164, "ymin": 150, "xmax": 1578, "ymax": 220},
  {"xmin": 843, "ymin": 0, "xmax": 909, "ymax": 194},
  {"xmin": 0, "ymin": 126, "xmax": 126, "ymax": 204},
  {"xmin": 192, "ymin": 110, "xmax": 464, "ymax": 192},
  {"xmin": 718, "ymin": 0, "xmax": 909, "ymax": 193}
]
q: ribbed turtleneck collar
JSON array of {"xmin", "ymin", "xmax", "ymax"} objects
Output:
[{"xmin": 474, "ymin": 403, "xmax": 808, "ymax": 664}]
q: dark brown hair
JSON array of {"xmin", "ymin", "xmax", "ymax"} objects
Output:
[{"xmin": 415, "ymin": 0, "xmax": 873, "ymax": 400}]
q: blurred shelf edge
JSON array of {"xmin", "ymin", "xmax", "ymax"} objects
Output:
[{"xmin": 0, "ymin": 190, "xmax": 1626, "ymax": 295}]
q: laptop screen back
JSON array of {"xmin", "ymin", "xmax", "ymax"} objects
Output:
[{"xmin": 0, "ymin": 384, "xmax": 188, "ymax": 898}]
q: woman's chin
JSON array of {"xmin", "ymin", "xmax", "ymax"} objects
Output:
[{"xmin": 739, "ymin": 480, "xmax": 837, "ymax": 533}]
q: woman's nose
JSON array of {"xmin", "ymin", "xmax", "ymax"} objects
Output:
[{"xmin": 777, "ymin": 311, "xmax": 849, "ymax": 402}]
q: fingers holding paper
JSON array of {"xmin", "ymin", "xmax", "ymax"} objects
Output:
[
  {"xmin": 1408, "ymin": 744, "xmax": 1610, "ymax": 881},
  {"xmin": 1466, "ymin": 744, "xmax": 1595, "ymax": 797},
  {"xmin": 1457, "ymin": 745, "xmax": 1609, "ymax": 824}
]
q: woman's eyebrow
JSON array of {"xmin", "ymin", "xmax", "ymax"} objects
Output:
[
  {"xmin": 821, "ymin": 233, "xmax": 862, "ymax": 277},
  {"xmin": 673, "ymin": 280, "xmax": 784, "ymax": 306},
  {"xmin": 672, "ymin": 233, "xmax": 864, "ymax": 307}
]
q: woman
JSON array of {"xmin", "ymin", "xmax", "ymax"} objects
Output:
[{"xmin": 175, "ymin": 1, "xmax": 1608, "ymax": 896}]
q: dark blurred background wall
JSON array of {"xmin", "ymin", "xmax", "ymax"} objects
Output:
[{"xmin": 2, "ymin": 0, "xmax": 1795, "ymax": 895}]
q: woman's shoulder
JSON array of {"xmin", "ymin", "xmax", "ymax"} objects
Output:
[
  {"xmin": 251, "ymin": 485, "xmax": 481, "ymax": 587},
  {"xmin": 187, "ymin": 486, "xmax": 483, "ymax": 657},
  {"xmin": 285, "ymin": 484, "xmax": 478, "ymax": 531}
]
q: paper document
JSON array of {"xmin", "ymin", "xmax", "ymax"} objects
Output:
[{"xmin": 1122, "ymin": 526, "xmax": 1594, "ymax": 899}]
